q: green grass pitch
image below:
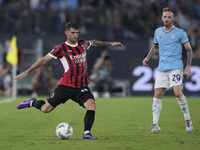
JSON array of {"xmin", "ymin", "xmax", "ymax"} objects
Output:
[{"xmin": 0, "ymin": 96, "xmax": 200, "ymax": 150}]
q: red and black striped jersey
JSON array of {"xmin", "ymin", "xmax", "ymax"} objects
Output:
[{"xmin": 48, "ymin": 39, "xmax": 92, "ymax": 88}]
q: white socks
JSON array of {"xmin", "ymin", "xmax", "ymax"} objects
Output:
[
  {"xmin": 84, "ymin": 130, "xmax": 90, "ymax": 134},
  {"xmin": 176, "ymin": 95, "xmax": 191, "ymax": 121},
  {"xmin": 152, "ymin": 95, "xmax": 191, "ymax": 126},
  {"xmin": 152, "ymin": 97, "xmax": 162, "ymax": 125}
]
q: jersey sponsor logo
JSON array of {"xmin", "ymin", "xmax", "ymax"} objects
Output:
[{"xmin": 69, "ymin": 53, "xmax": 86, "ymax": 63}]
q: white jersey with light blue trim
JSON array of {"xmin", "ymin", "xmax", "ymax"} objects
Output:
[{"xmin": 154, "ymin": 26, "xmax": 189, "ymax": 72}]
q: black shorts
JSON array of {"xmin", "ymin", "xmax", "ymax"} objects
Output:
[{"xmin": 47, "ymin": 85, "xmax": 95, "ymax": 108}]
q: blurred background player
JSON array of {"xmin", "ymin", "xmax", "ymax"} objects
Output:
[
  {"xmin": 90, "ymin": 50, "xmax": 113, "ymax": 98},
  {"xmin": 0, "ymin": 64, "xmax": 12, "ymax": 96},
  {"xmin": 32, "ymin": 64, "xmax": 56, "ymax": 97},
  {"xmin": 143, "ymin": 7, "xmax": 193, "ymax": 133}
]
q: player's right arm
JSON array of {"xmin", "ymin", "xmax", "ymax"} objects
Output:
[
  {"xmin": 15, "ymin": 54, "xmax": 53, "ymax": 79},
  {"xmin": 143, "ymin": 44, "xmax": 159, "ymax": 66}
]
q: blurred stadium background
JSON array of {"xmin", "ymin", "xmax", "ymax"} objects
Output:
[{"xmin": 0, "ymin": 0, "xmax": 200, "ymax": 97}]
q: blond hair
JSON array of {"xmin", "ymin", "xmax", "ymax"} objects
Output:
[{"xmin": 162, "ymin": 7, "xmax": 175, "ymax": 16}]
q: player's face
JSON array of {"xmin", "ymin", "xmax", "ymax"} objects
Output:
[
  {"xmin": 162, "ymin": 11, "xmax": 175, "ymax": 27},
  {"xmin": 65, "ymin": 28, "xmax": 79, "ymax": 44}
]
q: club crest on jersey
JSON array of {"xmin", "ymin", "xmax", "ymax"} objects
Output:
[
  {"xmin": 171, "ymin": 34, "xmax": 176, "ymax": 39},
  {"xmin": 50, "ymin": 92, "xmax": 55, "ymax": 98}
]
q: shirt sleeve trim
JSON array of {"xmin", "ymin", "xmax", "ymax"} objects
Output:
[{"xmin": 48, "ymin": 53, "xmax": 57, "ymax": 59}]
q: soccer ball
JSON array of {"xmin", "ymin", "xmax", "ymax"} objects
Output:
[{"xmin": 56, "ymin": 122, "xmax": 73, "ymax": 139}]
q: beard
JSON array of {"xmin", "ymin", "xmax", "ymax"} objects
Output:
[
  {"xmin": 164, "ymin": 21, "xmax": 172, "ymax": 27},
  {"xmin": 69, "ymin": 37, "xmax": 77, "ymax": 43}
]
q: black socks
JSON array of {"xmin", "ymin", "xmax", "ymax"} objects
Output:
[
  {"xmin": 84, "ymin": 110, "xmax": 95, "ymax": 131},
  {"xmin": 32, "ymin": 100, "xmax": 46, "ymax": 110}
]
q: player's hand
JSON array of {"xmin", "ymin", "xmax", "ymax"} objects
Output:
[
  {"xmin": 110, "ymin": 42, "xmax": 123, "ymax": 47},
  {"xmin": 15, "ymin": 71, "xmax": 28, "ymax": 79},
  {"xmin": 184, "ymin": 65, "xmax": 192, "ymax": 79},
  {"xmin": 143, "ymin": 57, "xmax": 149, "ymax": 66}
]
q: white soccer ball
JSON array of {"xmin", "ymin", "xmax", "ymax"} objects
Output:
[{"xmin": 56, "ymin": 122, "xmax": 73, "ymax": 139}]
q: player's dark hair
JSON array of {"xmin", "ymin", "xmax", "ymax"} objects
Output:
[
  {"xmin": 65, "ymin": 21, "xmax": 79, "ymax": 31},
  {"xmin": 162, "ymin": 7, "xmax": 175, "ymax": 16}
]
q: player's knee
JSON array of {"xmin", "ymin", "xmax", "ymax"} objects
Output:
[
  {"xmin": 174, "ymin": 91, "xmax": 183, "ymax": 98},
  {"xmin": 40, "ymin": 105, "xmax": 54, "ymax": 113},
  {"xmin": 84, "ymin": 99, "xmax": 96, "ymax": 110},
  {"xmin": 154, "ymin": 88, "xmax": 165, "ymax": 99},
  {"xmin": 89, "ymin": 101, "xmax": 96, "ymax": 110},
  {"xmin": 154, "ymin": 93, "xmax": 163, "ymax": 99},
  {"xmin": 41, "ymin": 107, "xmax": 50, "ymax": 113},
  {"xmin": 91, "ymin": 102, "xmax": 97, "ymax": 110}
]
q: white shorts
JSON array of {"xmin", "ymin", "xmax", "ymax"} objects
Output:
[{"xmin": 154, "ymin": 70, "xmax": 183, "ymax": 90}]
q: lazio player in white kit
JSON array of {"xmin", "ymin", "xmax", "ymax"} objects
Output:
[{"xmin": 143, "ymin": 7, "xmax": 193, "ymax": 133}]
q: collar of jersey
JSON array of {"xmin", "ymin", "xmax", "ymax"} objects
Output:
[
  {"xmin": 163, "ymin": 26, "xmax": 174, "ymax": 33},
  {"xmin": 65, "ymin": 41, "xmax": 78, "ymax": 47}
]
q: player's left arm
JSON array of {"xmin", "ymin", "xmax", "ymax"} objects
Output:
[
  {"xmin": 90, "ymin": 40, "xmax": 123, "ymax": 47},
  {"xmin": 183, "ymin": 41, "xmax": 193, "ymax": 79}
]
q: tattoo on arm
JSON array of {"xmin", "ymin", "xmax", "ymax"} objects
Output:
[
  {"xmin": 146, "ymin": 44, "xmax": 159, "ymax": 60},
  {"xmin": 90, "ymin": 40, "xmax": 111, "ymax": 47},
  {"xmin": 186, "ymin": 48, "xmax": 193, "ymax": 65}
]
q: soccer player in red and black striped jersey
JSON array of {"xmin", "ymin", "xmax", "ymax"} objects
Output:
[{"xmin": 15, "ymin": 21, "xmax": 123, "ymax": 139}]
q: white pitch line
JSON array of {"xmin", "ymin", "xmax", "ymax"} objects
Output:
[{"xmin": 0, "ymin": 97, "xmax": 16, "ymax": 104}]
